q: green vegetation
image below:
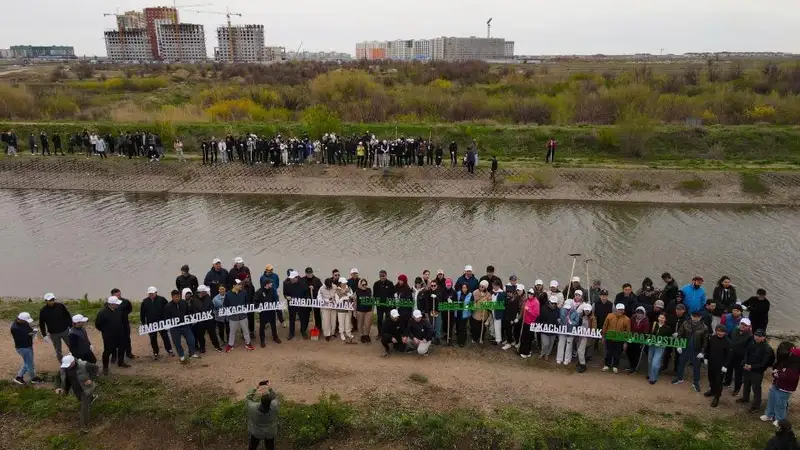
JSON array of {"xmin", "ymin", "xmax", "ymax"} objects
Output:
[
  {"xmin": 0, "ymin": 297, "xmax": 140, "ymax": 325},
  {"xmin": 629, "ymin": 180, "xmax": 661, "ymax": 191},
  {"xmin": 407, "ymin": 372, "xmax": 429, "ymax": 384},
  {"xmin": 678, "ymin": 177, "xmax": 709, "ymax": 192},
  {"xmin": 740, "ymin": 172, "xmax": 771, "ymax": 194},
  {"xmin": 0, "ymin": 376, "xmax": 775, "ymax": 450}
]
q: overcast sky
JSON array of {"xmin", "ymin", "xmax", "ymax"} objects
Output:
[{"xmin": 0, "ymin": 0, "xmax": 797, "ymax": 57}]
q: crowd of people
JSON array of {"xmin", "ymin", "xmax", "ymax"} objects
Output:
[
  {"xmin": 1, "ymin": 129, "xmax": 509, "ymax": 175},
  {"xmin": 10, "ymin": 260, "xmax": 798, "ymax": 439}
]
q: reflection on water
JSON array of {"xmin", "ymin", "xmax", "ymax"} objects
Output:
[{"xmin": 0, "ymin": 189, "xmax": 798, "ymax": 333}]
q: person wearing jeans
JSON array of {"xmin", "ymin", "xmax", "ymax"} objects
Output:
[
  {"xmin": 761, "ymin": 342, "xmax": 798, "ymax": 424},
  {"xmin": 38, "ymin": 293, "xmax": 73, "ymax": 362},
  {"xmin": 647, "ymin": 313, "xmax": 672, "ymax": 384},
  {"xmin": 165, "ymin": 289, "xmax": 200, "ymax": 362},
  {"xmin": 12, "ymin": 312, "xmax": 43, "ymax": 385},
  {"xmin": 672, "ymin": 310, "xmax": 709, "ymax": 391},
  {"xmin": 213, "ymin": 286, "xmax": 230, "ymax": 345}
]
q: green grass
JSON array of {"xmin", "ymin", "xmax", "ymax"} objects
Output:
[
  {"xmin": 677, "ymin": 177, "xmax": 709, "ymax": 192},
  {"xmin": 0, "ymin": 297, "xmax": 140, "ymax": 325},
  {"xmin": 740, "ymin": 172, "xmax": 771, "ymax": 194},
  {"xmin": 0, "ymin": 375, "xmax": 776, "ymax": 450},
  {"xmin": 408, "ymin": 372, "xmax": 429, "ymax": 384},
  {"xmin": 629, "ymin": 180, "xmax": 661, "ymax": 191}
]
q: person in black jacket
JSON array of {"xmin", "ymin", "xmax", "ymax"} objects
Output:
[
  {"xmin": 725, "ymin": 317, "xmax": 753, "ymax": 393},
  {"xmin": 712, "ymin": 276, "xmax": 738, "ymax": 331},
  {"xmin": 380, "ymin": 309, "xmax": 405, "ymax": 356},
  {"xmin": 737, "ymin": 329, "xmax": 775, "ymax": 412},
  {"xmin": 110, "ymin": 288, "xmax": 137, "ymax": 362},
  {"xmin": 660, "ymin": 272, "xmax": 679, "ymax": 305},
  {"xmin": 256, "ymin": 280, "xmax": 281, "ymax": 346},
  {"xmin": 284, "ymin": 271, "xmax": 308, "ymax": 340},
  {"xmin": 704, "ymin": 324, "xmax": 732, "ymax": 407},
  {"xmin": 68, "ymin": 314, "xmax": 96, "ymax": 363},
  {"xmin": 53, "ymin": 133, "xmax": 64, "ymax": 156},
  {"xmin": 765, "ymin": 419, "xmax": 800, "ymax": 450},
  {"xmin": 176, "ymin": 265, "xmax": 199, "ymax": 293},
  {"xmin": 39, "ymin": 293, "xmax": 72, "ymax": 362},
  {"xmin": 192, "ymin": 285, "xmax": 221, "ymax": 353},
  {"xmin": 95, "ymin": 296, "xmax": 129, "ymax": 375},
  {"xmin": 302, "ymin": 267, "xmax": 323, "ymax": 333},
  {"xmin": 140, "ymin": 286, "xmax": 173, "ymax": 358},
  {"xmin": 166, "ymin": 289, "xmax": 199, "ymax": 362},
  {"xmin": 743, "ymin": 289, "xmax": 770, "ymax": 333},
  {"xmin": 373, "ymin": 270, "xmax": 395, "ymax": 338},
  {"xmin": 204, "ymin": 258, "xmax": 231, "ymax": 293},
  {"xmin": 407, "ymin": 310, "xmax": 433, "ymax": 355}
]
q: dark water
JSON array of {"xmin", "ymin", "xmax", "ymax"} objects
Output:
[{"xmin": 0, "ymin": 189, "xmax": 798, "ymax": 333}]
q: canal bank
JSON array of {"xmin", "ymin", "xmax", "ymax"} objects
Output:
[{"xmin": 1, "ymin": 157, "xmax": 800, "ymax": 205}]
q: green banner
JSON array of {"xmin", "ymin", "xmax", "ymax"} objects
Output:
[
  {"xmin": 358, "ymin": 297, "xmax": 415, "ymax": 308},
  {"xmin": 605, "ymin": 330, "xmax": 687, "ymax": 349},
  {"xmin": 437, "ymin": 301, "xmax": 504, "ymax": 311}
]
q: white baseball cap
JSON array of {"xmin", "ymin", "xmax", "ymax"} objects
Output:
[
  {"xmin": 574, "ymin": 290, "xmax": 583, "ymax": 297},
  {"xmin": 464, "ymin": 265, "xmax": 473, "ymax": 272},
  {"xmin": 107, "ymin": 296, "xmax": 122, "ymax": 305},
  {"xmin": 615, "ymin": 303, "xmax": 625, "ymax": 310},
  {"xmin": 198, "ymin": 285, "xmax": 211, "ymax": 293},
  {"xmin": 350, "ymin": 268, "xmax": 359, "ymax": 274},
  {"xmin": 550, "ymin": 280, "xmax": 559, "ymax": 288},
  {"xmin": 212, "ymin": 258, "xmax": 222, "ymax": 264},
  {"xmin": 71, "ymin": 314, "xmax": 89, "ymax": 323},
  {"xmin": 564, "ymin": 302, "xmax": 573, "ymax": 309},
  {"xmin": 234, "ymin": 257, "xmax": 244, "ymax": 264},
  {"xmin": 571, "ymin": 276, "xmax": 580, "ymax": 283},
  {"xmin": 528, "ymin": 288, "xmax": 536, "ymax": 294},
  {"xmin": 516, "ymin": 284, "xmax": 525, "ymax": 292},
  {"xmin": 234, "ymin": 279, "xmax": 243, "ymax": 285},
  {"xmin": 740, "ymin": 318, "xmax": 752, "ymax": 326},
  {"xmin": 60, "ymin": 355, "xmax": 75, "ymax": 369},
  {"xmin": 289, "ymin": 270, "xmax": 299, "ymax": 278},
  {"xmin": 479, "ymin": 280, "xmax": 489, "ymax": 288},
  {"xmin": 636, "ymin": 306, "xmax": 646, "ymax": 313},
  {"xmin": 390, "ymin": 309, "xmax": 400, "ymax": 319},
  {"xmin": 338, "ymin": 277, "xmax": 347, "ymax": 285},
  {"xmin": 535, "ymin": 279, "xmax": 543, "ymax": 286},
  {"xmin": 412, "ymin": 310, "xmax": 423, "ymax": 319},
  {"xmin": 44, "ymin": 293, "xmax": 56, "ymax": 301},
  {"xmin": 147, "ymin": 286, "xmax": 157, "ymax": 294},
  {"xmin": 182, "ymin": 288, "xmax": 193, "ymax": 298},
  {"xmin": 582, "ymin": 303, "xmax": 594, "ymax": 313},
  {"xmin": 17, "ymin": 312, "xmax": 34, "ymax": 323}
]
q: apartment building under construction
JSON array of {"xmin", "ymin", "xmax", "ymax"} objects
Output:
[{"xmin": 215, "ymin": 24, "xmax": 264, "ymax": 62}]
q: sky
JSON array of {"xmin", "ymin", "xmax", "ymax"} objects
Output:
[{"xmin": 0, "ymin": 0, "xmax": 797, "ymax": 57}]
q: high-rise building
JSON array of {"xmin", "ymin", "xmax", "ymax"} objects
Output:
[
  {"xmin": 358, "ymin": 36, "xmax": 513, "ymax": 62},
  {"xmin": 104, "ymin": 29, "xmax": 153, "ymax": 62},
  {"xmin": 355, "ymin": 41, "xmax": 388, "ymax": 60},
  {"xmin": 156, "ymin": 23, "xmax": 207, "ymax": 62},
  {"xmin": 117, "ymin": 11, "xmax": 145, "ymax": 29},
  {"xmin": 215, "ymin": 25, "xmax": 265, "ymax": 62},
  {"xmin": 143, "ymin": 7, "xmax": 177, "ymax": 60}
]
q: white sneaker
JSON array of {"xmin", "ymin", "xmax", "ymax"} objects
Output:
[
  {"xmin": 563, "ymin": 361, "xmax": 570, "ymax": 366},
  {"xmin": 520, "ymin": 354, "xmax": 530, "ymax": 359},
  {"xmin": 612, "ymin": 367, "xmax": 619, "ymax": 374},
  {"xmin": 190, "ymin": 354, "xmax": 200, "ymax": 359},
  {"xmin": 760, "ymin": 415, "xmax": 772, "ymax": 422},
  {"xmin": 556, "ymin": 360, "xmax": 563, "ymax": 365},
  {"xmin": 513, "ymin": 343, "xmax": 520, "ymax": 349},
  {"xmin": 602, "ymin": 366, "xmax": 609, "ymax": 372},
  {"xmin": 180, "ymin": 356, "xmax": 186, "ymax": 362},
  {"xmin": 502, "ymin": 344, "xmax": 512, "ymax": 351},
  {"xmin": 773, "ymin": 420, "xmax": 780, "ymax": 427}
]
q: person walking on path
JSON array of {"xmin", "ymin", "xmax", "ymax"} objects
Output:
[
  {"xmin": 55, "ymin": 355, "xmax": 99, "ymax": 429},
  {"xmin": 69, "ymin": 314, "xmax": 96, "ymax": 364},
  {"xmin": 39, "ymin": 292, "xmax": 72, "ymax": 362},
  {"xmin": 12, "ymin": 312, "xmax": 44, "ymax": 385}
]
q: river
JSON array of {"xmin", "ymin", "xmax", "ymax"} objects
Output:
[{"xmin": 0, "ymin": 189, "xmax": 797, "ymax": 333}]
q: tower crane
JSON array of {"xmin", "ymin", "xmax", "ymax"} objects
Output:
[{"xmin": 185, "ymin": 8, "xmax": 243, "ymax": 62}]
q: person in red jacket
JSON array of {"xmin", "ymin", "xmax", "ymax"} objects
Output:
[
  {"xmin": 762, "ymin": 342, "xmax": 800, "ymax": 426},
  {"xmin": 518, "ymin": 288, "xmax": 541, "ymax": 359}
]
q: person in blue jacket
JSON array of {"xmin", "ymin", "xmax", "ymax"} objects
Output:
[
  {"xmin": 259, "ymin": 264, "xmax": 285, "ymax": 328},
  {"xmin": 455, "ymin": 284, "xmax": 473, "ymax": 347},
  {"xmin": 681, "ymin": 276, "xmax": 707, "ymax": 315},
  {"xmin": 455, "ymin": 265, "xmax": 479, "ymax": 294}
]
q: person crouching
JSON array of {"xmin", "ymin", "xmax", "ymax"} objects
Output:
[
  {"xmin": 380, "ymin": 309, "xmax": 405, "ymax": 357},
  {"xmin": 407, "ymin": 310, "xmax": 433, "ymax": 356}
]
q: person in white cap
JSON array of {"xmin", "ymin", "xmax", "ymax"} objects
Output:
[
  {"xmin": 69, "ymin": 314, "xmax": 96, "ymax": 363},
  {"xmin": 347, "ymin": 269, "xmax": 361, "ymax": 333},
  {"xmin": 407, "ymin": 310, "xmax": 433, "ymax": 355},
  {"xmin": 555, "ymin": 300, "xmax": 580, "ymax": 365},
  {"xmin": 549, "ymin": 281, "xmax": 565, "ymax": 308},
  {"xmin": 380, "ymin": 309, "xmax": 405, "ymax": 356},
  {"xmin": 95, "ymin": 296, "xmax": 130, "ymax": 375},
  {"xmin": 140, "ymin": 286, "xmax": 174, "ymax": 359},
  {"xmin": 56, "ymin": 354, "xmax": 99, "ymax": 428},
  {"xmin": 471, "ymin": 280, "xmax": 492, "ymax": 344},
  {"xmin": 455, "ymin": 265, "xmax": 478, "ymax": 294},
  {"xmin": 518, "ymin": 288, "xmax": 541, "ymax": 358},
  {"xmin": 601, "ymin": 303, "xmax": 631, "ymax": 373},
  {"xmin": 564, "ymin": 276, "xmax": 584, "ymax": 300},
  {"xmin": 11, "ymin": 312, "xmax": 44, "ymax": 385},
  {"xmin": 229, "ymin": 257, "xmax": 251, "ymax": 292},
  {"xmin": 165, "ymin": 289, "xmax": 200, "ymax": 362},
  {"xmin": 538, "ymin": 296, "xmax": 560, "ymax": 360},
  {"xmin": 223, "ymin": 279, "xmax": 254, "ymax": 352},
  {"xmin": 575, "ymin": 303, "xmax": 597, "ymax": 373},
  {"xmin": 38, "ymin": 292, "xmax": 73, "ymax": 362},
  {"xmin": 335, "ymin": 278, "xmax": 356, "ymax": 344},
  {"xmin": 727, "ymin": 317, "xmax": 753, "ymax": 393},
  {"xmin": 626, "ymin": 305, "xmax": 651, "ymax": 374},
  {"xmin": 110, "ymin": 288, "xmax": 136, "ymax": 363},
  {"xmin": 204, "ymin": 258, "xmax": 231, "ymax": 295}
]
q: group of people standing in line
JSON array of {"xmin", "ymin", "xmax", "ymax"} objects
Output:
[
  {"xmin": 1, "ymin": 129, "xmax": 168, "ymax": 160},
  {"xmin": 9, "ymin": 261, "xmax": 797, "ymax": 435}
]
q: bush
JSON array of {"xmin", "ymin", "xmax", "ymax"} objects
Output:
[
  {"xmin": 614, "ymin": 107, "xmax": 656, "ymax": 158},
  {"xmin": 301, "ymin": 105, "xmax": 341, "ymax": 139},
  {"xmin": 206, "ymin": 99, "xmax": 270, "ymax": 122},
  {"xmin": 281, "ymin": 394, "xmax": 353, "ymax": 447}
]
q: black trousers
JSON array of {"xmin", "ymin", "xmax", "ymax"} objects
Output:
[
  {"xmin": 148, "ymin": 330, "xmax": 172, "ymax": 355},
  {"xmin": 435, "ymin": 156, "xmax": 442, "ymax": 166},
  {"xmin": 469, "ymin": 317, "xmax": 482, "ymax": 342},
  {"xmin": 102, "ymin": 336, "xmax": 125, "ymax": 370},
  {"xmin": 76, "ymin": 351, "xmax": 97, "ymax": 364},
  {"xmin": 426, "ymin": 154, "xmax": 433, "ymax": 165},
  {"xmin": 357, "ymin": 155, "xmax": 366, "ymax": 167},
  {"xmin": 742, "ymin": 371, "xmax": 765, "ymax": 406},
  {"xmin": 662, "ymin": 347, "xmax": 680, "ymax": 372},
  {"xmin": 122, "ymin": 324, "xmax": 133, "ymax": 357},
  {"xmin": 708, "ymin": 364, "xmax": 724, "ymax": 398},
  {"xmin": 259, "ymin": 311, "xmax": 279, "ymax": 343},
  {"xmin": 546, "ymin": 148, "xmax": 555, "ymax": 163},
  {"xmin": 519, "ymin": 326, "xmax": 536, "ymax": 355},
  {"xmin": 466, "ymin": 161, "xmax": 475, "ymax": 174},
  {"xmin": 450, "ymin": 153, "xmax": 457, "ymax": 166},
  {"xmin": 381, "ymin": 333, "xmax": 404, "ymax": 353},
  {"xmin": 456, "ymin": 318, "xmax": 468, "ymax": 346},
  {"xmin": 288, "ymin": 307, "xmax": 310, "ymax": 337},
  {"xmin": 248, "ymin": 436, "xmax": 275, "ymax": 450},
  {"xmin": 376, "ymin": 307, "xmax": 389, "ymax": 336},
  {"xmin": 216, "ymin": 322, "xmax": 230, "ymax": 344},
  {"xmin": 502, "ymin": 318, "xmax": 517, "ymax": 344},
  {"xmin": 247, "ymin": 312, "xmax": 255, "ymax": 337},
  {"xmin": 724, "ymin": 355, "xmax": 744, "ymax": 389},
  {"xmin": 196, "ymin": 320, "xmax": 220, "ymax": 351}
]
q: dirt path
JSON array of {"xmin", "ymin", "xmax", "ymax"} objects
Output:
[{"xmin": 1, "ymin": 324, "xmax": 744, "ymax": 421}]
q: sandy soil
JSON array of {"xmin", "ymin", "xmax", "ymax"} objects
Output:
[
  {"xmin": 1, "ymin": 157, "xmax": 799, "ymax": 205},
  {"xmin": 0, "ymin": 323, "xmax": 752, "ymax": 422}
]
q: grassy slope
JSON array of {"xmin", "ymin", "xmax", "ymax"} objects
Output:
[
  {"xmin": 0, "ymin": 375, "xmax": 776, "ymax": 450},
  {"xmin": 3, "ymin": 121, "xmax": 800, "ymax": 169}
]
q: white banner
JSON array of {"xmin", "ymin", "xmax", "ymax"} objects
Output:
[
  {"xmin": 289, "ymin": 298, "xmax": 354, "ymax": 310},
  {"xmin": 529, "ymin": 323, "xmax": 603, "ymax": 339},
  {"xmin": 138, "ymin": 311, "xmax": 214, "ymax": 335},
  {"xmin": 216, "ymin": 301, "xmax": 287, "ymax": 318}
]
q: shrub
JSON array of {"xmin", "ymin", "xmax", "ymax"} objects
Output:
[
  {"xmin": 281, "ymin": 394, "xmax": 353, "ymax": 447},
  {"xmin": 740, "ymin": 172, "xmax": 770, "ymax": 194},
  {"xmin": 206, "ymin": 99, "xmax": 270, "ymax": 122},
  {"xmin": 747, "ymin": 104, "xmax": 777, "ymax": 122},
  {"xmin": 0, "ymin": 83, "xmax": 37, "ymax": 119},
  {"xmin": 614, "ymin": 107, "xmax": 656, "ymax": 158},
  {"xmin": 301, "ymin": 105, "xmax": 341, "ymax": 139}
]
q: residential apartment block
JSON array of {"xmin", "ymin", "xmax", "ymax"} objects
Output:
[
  {"xmin": 357, "ymin": 36, "xmax": 513, "ymax": 62},
  {"xmin": 156, "ymin": 23, "xmax": 207, "ymax": 62},
  {"xmin": 104, "ymin": 28, "xmax": 153, "ymax": 61},
  {"xmin": 215, "ymin": 25, "xmax": 265, "ymax": 62}
]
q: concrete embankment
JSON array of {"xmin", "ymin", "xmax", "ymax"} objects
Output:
[{"xmin": 1, "ymin": 158, "xmax": 799, "ymax": 205}]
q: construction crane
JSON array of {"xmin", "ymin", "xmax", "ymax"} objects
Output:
[
  {"xmin": 103, "ymin": 9, "xmax": 129, "ymax": 62},
  {"xmin": 169, "ymin": 2, "xmax": 212, "ymax": 62},
  {"xmin": 487, "ymin": 17, "xmax": 493, "ymax": 39},
  {"xmin": 185, "ymin": 8, "xmax": 242, "ymax": 62}
]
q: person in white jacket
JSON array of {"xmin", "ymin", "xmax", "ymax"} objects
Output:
[
  {"xmin": 218, "ymin": 140, "xmax": 228, "ymax": 164},
  {"xmin": 317, "ymin": 278, "xmax": 338, "ymax": 341},
  {"xmin": 95, "ymin": 137, "xmax": 106, "ymax": 159},
  {"xmin": 335, "ymin": 278, "xmax": 356, "ymax": 344},
  {"xmin": 549, "ymin": 280, "xmax": 565, "ymax": 308}
]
